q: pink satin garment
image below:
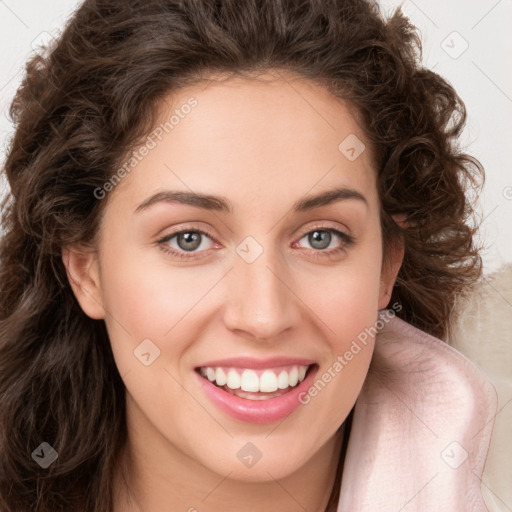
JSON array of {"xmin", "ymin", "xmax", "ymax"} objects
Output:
[{"xmin": 337, "ymin": 315, "xmax": 498, "ymax": 511}]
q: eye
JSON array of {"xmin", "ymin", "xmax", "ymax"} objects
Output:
[
  {"xmin": 294, "ymin": 226, "xmax": 354, "ymax": 257},
  {"xmin": 156, "ymin": 224, "xmax": 355, "ymax": 261},
  {"xmin": 300, "ymin": 230, "xmax": 336, "ymax": 250},
  {"xmin": 157, "ymin": 228, "xmax": 216, "ymax": 259}
]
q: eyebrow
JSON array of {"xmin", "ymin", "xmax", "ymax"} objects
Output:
[{"xmin": 134, "ymin": 186, "xmax": 368, "ymax": 214}]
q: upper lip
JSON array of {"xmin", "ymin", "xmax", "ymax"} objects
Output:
[{"xmin": 195, "ymin": 356, "xmax": 316, "ymax": 369}]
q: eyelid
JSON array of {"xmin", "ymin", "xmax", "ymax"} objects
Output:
[
  {"xmin": 156, "ymin": 223, "xmax": 217, "ymax": 242},
  {"xmin": 295, "ymin": 221, "xmax": 352, "ymax": 240},
  {"xmin": 293, "ymin": 225, "xmax": 355, "ymax": 255},
  {"xmin": 157, "ymin": 221, "xmax": 351, "ymax": 244}
]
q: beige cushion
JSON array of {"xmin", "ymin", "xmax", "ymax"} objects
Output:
[{"xmin": 448, "ymin": 264, "xmax": 512, "ymax": 512}]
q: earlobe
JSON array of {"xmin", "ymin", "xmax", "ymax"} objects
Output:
[{"xmin": 62, "ymin": 246, "xmax": 105, "ymax": 319}]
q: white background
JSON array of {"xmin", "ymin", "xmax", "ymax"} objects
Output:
[{"xmin": 1, "ymin": 0, "xmax": 511, "ymax": 274}]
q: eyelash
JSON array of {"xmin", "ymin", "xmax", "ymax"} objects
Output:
[{"xmin": 156, "ymin": 223, "xmax": 355, "ymax": 261}]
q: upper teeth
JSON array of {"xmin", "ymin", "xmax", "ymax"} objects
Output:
[{"xmin": 199, "ymin": 365, "xmax": 309, "ymax": 393}]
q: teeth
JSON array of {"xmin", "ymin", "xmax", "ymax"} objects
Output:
[
  {"xmin": 199, "ymin": 364, "xmax": 310, "ymax": 392},
  {"xmin": 240, "ymin": 370, "xmax": 259, "ymax": 392},
  {"xmin": 277, "ymin": 370, "xmax": 289, "ymax": 389},
  {"xmin": 215, "ymin": 368, "xmax": 227, "ymax": 387},
  {"xmin": 206, "ymin": 367, "xmax": 216, "ymax": 382},
  {"xmin": 226, "ymin": 369, "xmax": 241, "ymax": 389},
  {"xmin": 288, "ymin": 366, "xmax": 299, "ymax": 387},
  {"xmin": 260, "ymin": 370, "xmax": 278, "ymax": 392}
]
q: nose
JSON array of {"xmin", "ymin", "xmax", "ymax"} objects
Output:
[{"xmin": 222, "ymin": 245, "xmax": 302, "ymax": 341}]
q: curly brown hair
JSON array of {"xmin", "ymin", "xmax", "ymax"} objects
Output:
[{"xmin": 0, "ymin": 0, "xmax": 484, "ymax": 510}]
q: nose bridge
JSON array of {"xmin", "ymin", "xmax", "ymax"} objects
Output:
[{"xmin": 223, "ymin": 238, "xmax": 300, "ymax": 339}]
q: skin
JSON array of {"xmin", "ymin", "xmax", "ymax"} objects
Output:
[{"xmin": 63, "ymin": 70, "xmax": 404, "ymax": 511}]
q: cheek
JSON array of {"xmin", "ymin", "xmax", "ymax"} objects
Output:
[
  {"xmin": 102, "ymin": 264, "xmax": 194, "ymax": 331},
  {"xmin": 297, "ymin": 245, "xmax": 382, "ymax": 421},
  {"xmin": 315, "ymin": 273, "xmax": 379, "ymax": 367},
  {"xmin": 96, "ymin": 244, "xmax": 217, "ymax": 374},
  {"xmin": 309, "ymin": 269, "xmax": 381, "ymax": 326},
  {"xmin": 297, "ymin": 281, "xmax": 378, "ymax": 443},
  {"xmin": 305, "ymin": 248, "xmax": 384, "ymax": 340}
]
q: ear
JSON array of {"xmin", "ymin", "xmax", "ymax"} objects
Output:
[
  {"xmin": 378, "ymin": 214, "xmax": 406, "ymax": 310},
  {"xmin": 62, "ymin": 245, "xmax": 105, "ymax": 319}
]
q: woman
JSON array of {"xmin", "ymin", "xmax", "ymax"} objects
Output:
[{"xmin": 0, "ymin": 0, "xmax": 496, "ymax": 510}]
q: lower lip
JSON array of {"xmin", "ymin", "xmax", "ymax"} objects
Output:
[{"xmin": 195, "ymin": 365, "xmax": 319, "ymax": 424}]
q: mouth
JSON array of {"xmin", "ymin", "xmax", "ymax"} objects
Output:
[
  {"xmin": 196, "ymin": 364, "xmax": 313, "ymax": 400},
  {"xmin": 194, "ymin": 360, "xmax": 319, "ymax": 423}
]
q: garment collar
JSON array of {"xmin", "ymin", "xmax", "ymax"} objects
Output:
[{"xmin": 337, "ymin": 315, "xmax": 497, "ymax": 511}]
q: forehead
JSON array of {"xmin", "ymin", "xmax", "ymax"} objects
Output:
[
  {"xmin": 158, "ymin": 70, "xmax": 371, "ymax": 160},
  {"xmin": 108, "ymin": 70, "xmax": 379, "ymax": 213}
]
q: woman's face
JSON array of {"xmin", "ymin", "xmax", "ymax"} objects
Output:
[{"xmin": 65, "ymin": 71, "xmax": 402, "ymax": 483}]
